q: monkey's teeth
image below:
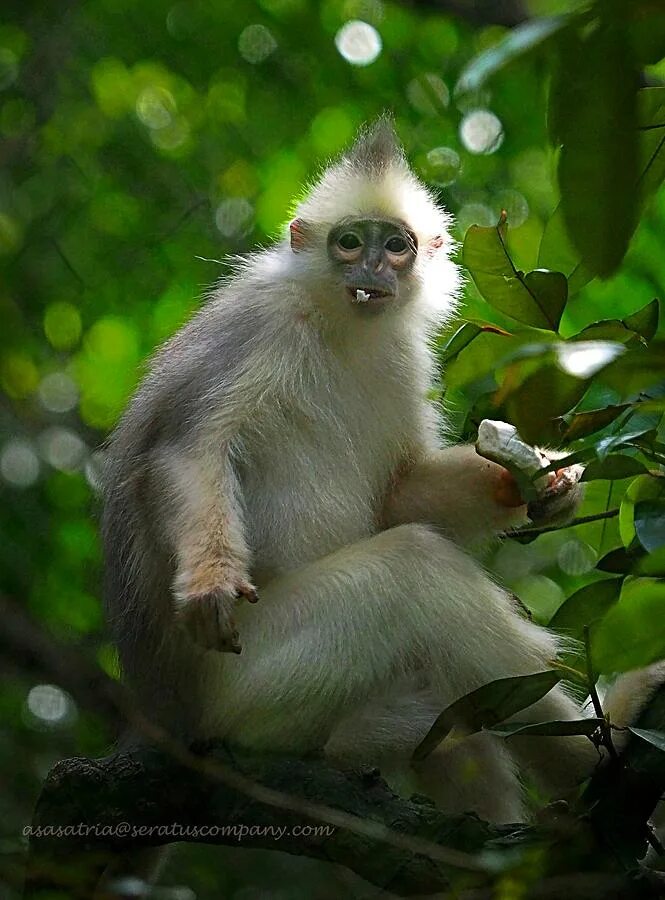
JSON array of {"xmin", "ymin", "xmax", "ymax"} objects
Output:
[{"xmin": 355, "ymin": 289, "xmax": 371, "ymax": 303}]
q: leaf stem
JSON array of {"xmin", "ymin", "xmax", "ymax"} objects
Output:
[{"xmin": 583, "ymin": 625, "xmax": 619, "ymax": 762}]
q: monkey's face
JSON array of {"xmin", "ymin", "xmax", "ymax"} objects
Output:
[{"xmin": 325, "ymin": 217, "xmax": 418, "ymax": 312}]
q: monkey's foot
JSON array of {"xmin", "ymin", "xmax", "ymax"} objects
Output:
[
  {"xmin": 176, "ymin": 583, "xmax": 257, "ymax": 654},
  {"xmin": 527, "ymin": 464, "xmax": 584, "ymax": 525}
]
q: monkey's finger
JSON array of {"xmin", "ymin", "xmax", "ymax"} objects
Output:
[{"xmin": 236, "ymin": 584, "xmax": 259, "ymax": 604}]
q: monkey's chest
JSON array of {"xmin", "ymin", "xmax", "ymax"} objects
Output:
[{"xmin": 237, "ymin": 400, "xmax": 407, "ymax": 577}]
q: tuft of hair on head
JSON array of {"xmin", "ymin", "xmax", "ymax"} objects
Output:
[{"xmin": 343, "ymin": 115, "xmax": 406, "ymax": 176}]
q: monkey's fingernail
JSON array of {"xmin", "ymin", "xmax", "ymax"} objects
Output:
[
  {"xmin": 231, "ymin": 644, "xmax": 242, "ymax": 655},
  {"xmin": 247, "ymin": 590, "xmax": 259, "ymax": 603}
]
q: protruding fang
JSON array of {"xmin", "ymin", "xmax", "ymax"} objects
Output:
[{"xmin": 355, "ymin": 289, "xmax": 371, "ymax": 303}]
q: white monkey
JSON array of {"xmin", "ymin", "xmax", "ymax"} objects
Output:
[{"xmin": 102, "ymin": 119, "xmax": 658, "ymax": 829}]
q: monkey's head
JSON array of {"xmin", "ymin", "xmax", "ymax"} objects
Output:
[{"xmin": 287, "ymin": 117, "xmax": 459, "ymax": 321}]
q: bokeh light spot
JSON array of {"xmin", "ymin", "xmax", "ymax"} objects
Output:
[
  {"xmin": 493, "ymin": 189, "xmax": 529, "ymax": 229},
  {"xmin": 238, "ymin": 24, "xmax": 277, "ymax": 64},
  {"xmin": 215, "ymin": 197, "xmax": 254, "ymax": 238},
  {"xmin": 38, "ymin": 372, "xmax": 79, "ymax": 414},
  {"xmin": 44, "ymin": 302, "xmax": 82, "ymax": 351},
  {"xmin": 25, "ymin": 684, "xmax": 76, "ymax": 727},
  {"xmin": 39, "ymin": 427, "xmax": 87, "ymax": 472},
  {"xmin": 135, "ymin": 85, "xmax": 176, "ymax": 130},
  {"xmin": 425, "ymin": 146, "xmax": 460, "ymax": 187},
  {"xmin": 1, "ymin": 438, "xmax": 40, "ymax": 487},
  {"xmin": 1, "ymin": 352, "xmax": 39, "ymax": 398},
  {"xmin": 335, "ymin": 21, "xmax": 382, "ymax": 66},
  {"xmin": 456, "ymin": 202, "xmax": 495, "ymax": 234},
  {"xmin": 85, "ymin": 317, "xmax": 139, "ymax": 364},
  {"xmin": 558, "ymin": 540, "xmax": 597, "ymax": 576},
  {"xmin": 460, "ymin": 109, "xmax": 504, "ymax": 155},
  {"xmin": 90, "ymin": 58, "xmax": 134, "ymax": 118}
]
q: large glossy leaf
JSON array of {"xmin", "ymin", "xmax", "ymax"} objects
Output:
[
  {"xmin": 559, "ymin": 405, "xmax": 630, "ymax": 441},
  {"xmin": 623, "ymin": 298, "xmax": 660, "ymax": 342},
  {"xmin": 487, "ymin": 718, "xmax": 602, "ymax": 738},
  {"xmin": 437, "ymin": 323, "xmax": 481, "ymax": 365},
  {"xmin": 592, "ymin": 579, "xmax": 665, "ymax": 674},
  {"xmin": 638, "ymin": 87, "xmax": 665, "ymax": 200},
  {"xmin": 506, "ymin": 364, "xmax": 589, "ymax": 445},
  {"xmin": 582, "ymin": 454, "xmax": 648, "ymax": 481},
  {"xmin": 619, "ymin": 475, "xmax": 665, "ymax": 547},
  {"xmin": 455, "ymin": 16, "xmax": 570, "ymax": 95},
  {"xmin": 538, "ymin": 206, "xmax": 594, "ymax": 295},
  {"xmin": 628, "ymin": 727, "xmax": 665, "ymax": 754},
  {"xmin": 634, "ymin": 499, "xmax": 665, "ymax": 552},
  {"xmin": 572, "ymin": 299, "xmax": 660, "ymax": 347},
  {"xmin": 462, "ymin": 220, "xmax": 566, "ymax": 330},
  {"xmin": 597, "ymin": 545, "xmax": 665, "ymax": 578},
  {"xmin": 553, "ymin": 20, "xmax": 639, "ymax": 278},
  {"xmin": 413, "ymin": 671, "xmax": 562, "ymax": 762},
  {"xmin": 549, "ymin": 578, "xmax": 623, "ymax": 636}
]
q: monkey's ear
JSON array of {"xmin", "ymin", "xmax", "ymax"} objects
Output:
[
  {"xmin": 289, "ymin": 218, "xmax": 310, "ymax": 252},
  {"xmin": 427, "ymin": 235, "xmax": 444, "ymax": 257}
]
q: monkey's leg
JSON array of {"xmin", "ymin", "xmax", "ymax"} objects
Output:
[
  {"xmin": 203, "ymin": 523, "xmax": 596, "ymax": 798},
  {"xmin": 325, "ymin": 682, "xmax": 526, "ymax": 823}
]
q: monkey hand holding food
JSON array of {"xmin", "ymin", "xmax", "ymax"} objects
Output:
[{"xmin": 475, "ymin": 419, "xmax": 584, "ymax": 525}]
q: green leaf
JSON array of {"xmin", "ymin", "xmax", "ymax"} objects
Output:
[
  {"xmin": 559, "ymin": 405, "xmax": 630, "ymax": 441},
  {"xmin": 486, "ymin": 718, "xmax": 603, "ymax": 738},
  {"xmin": 550, "ymin": 579, "xmax": 623, "ymax": 636},
  {"xmin": 597, "ymin": 546, "xmax": 646, "ymax": 574},
  {"xmin": 455, "ymin": 16, "xmax": 570, "ymax": 95},
  {"xmin": 627, "ymin": 727, "xmax": 665, "ymax": 754},
  {"xmin": 437, "ymin": 323, "xmax": 481, "ymax": 364},
  {"xmin": 597, "ymin": 545, "xmax": 665, "ymax": 578},
  {"xmin": 523, "ymin": 270, "xmax": 568, "ymax": 330},
  {"xmin": 638, "ymin": 87, "xmax": 665, "ymax": 200},
  {"xmin": 582, "ymin": 454, "xmax": 648, "ymax": 481},
  {"xmin": 623, "ymin": 298, "xmax": 660, "ymax": 342},
  {"xmin": 592, "ymin": 579, "xmax": 665, "ymax": 674},
  {"xmin": 572, "ymin": 300, "xmax": 660, "ymax": 347},
  {"xmin": 462, "ymin": 220, "xmax": 566, "ymax": 330},
  {"xmin": 619, "ymin": 475, "xmax": 665, "ymax": 547},
  {"xmin": 554, "ymin": 20, "xmax": 639, "ymax": 278},
  {"xmin": 413, "ymin": 671, "xmax": 562, "ymax": 762},
  {"xmin": 538, "ymin": 206, "xmax": 594, "ymax": 295},
  {"xmin": 634, "ymin": 499, "xmax": 665, "ymax": 552},
  {"xmin": 506, "ymin": 364, "xmax": 589, "ymax": 445}
]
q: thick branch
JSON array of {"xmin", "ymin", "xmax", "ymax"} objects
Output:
[{"xmin": 24, "ymin": 745, "xmax": 525, "ymax": 897}]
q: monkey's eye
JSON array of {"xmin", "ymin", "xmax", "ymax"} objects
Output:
[
  {"xmin": 385, "ymin": 235, "xmax": 409, "ymax": 253},
  {"xmin": 337, "ymin": 232, "xmax": 362, "ymax": 251}
]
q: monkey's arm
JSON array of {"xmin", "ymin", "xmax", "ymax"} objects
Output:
[
  {"xmin": 383, "ymin": 445, "xmax": 583, "ymax": 549},
  {"xmin": 158, "ymin": 437, "xmax": 256, "ymax": 653}
]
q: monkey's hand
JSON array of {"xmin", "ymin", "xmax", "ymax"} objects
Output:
[
  {"xmin": 173, "ymin": 576, "xmax": 258, "ymax": 654},
  {"xmin": 526, "ymin": 462, "xmax": 584, "ymax": 526}
]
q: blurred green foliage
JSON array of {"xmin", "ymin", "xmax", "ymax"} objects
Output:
[{"xmin": 2, "ymin": 0, "xmax": 665, "ymax": 896}]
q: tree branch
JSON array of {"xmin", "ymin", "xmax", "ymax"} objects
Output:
[{"xmin": 24, "ymin": 746, "xmax": 525, "ymax": 898}]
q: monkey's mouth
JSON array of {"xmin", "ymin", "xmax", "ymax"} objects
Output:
[{"xmin": 347, "ymin": 287, "xmax": 394, "ymax": 306}]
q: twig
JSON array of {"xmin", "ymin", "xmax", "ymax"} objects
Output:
[{"xmin": 509, "ymin": 508, "xmax": 619, "ymax": 540}]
